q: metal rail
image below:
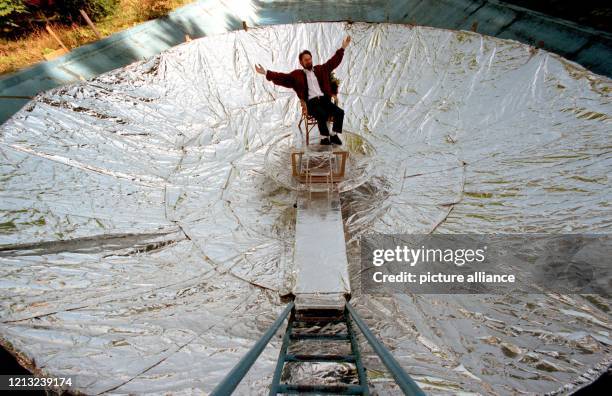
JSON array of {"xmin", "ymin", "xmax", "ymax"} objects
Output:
[{"xmin": 345, "ymin": 302, "xmax": 425, "ymax": 395}]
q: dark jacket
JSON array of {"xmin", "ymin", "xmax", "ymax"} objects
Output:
[{"xmin": 265, "ymin": 48, "xmax": 344, "ymax": 101}]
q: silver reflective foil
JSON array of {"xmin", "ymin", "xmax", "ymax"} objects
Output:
[{"xmin": 0, "ymin": 22, "xmax": 610, "ymax": 394}]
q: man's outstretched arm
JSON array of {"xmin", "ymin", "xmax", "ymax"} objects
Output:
[
  {"xmin": 322, "ymin": 35, "xmax": 351, "ymax": 71},
  {"xmin": 255, "ymin": 63, "xmax": 294, "ymax": 88}
]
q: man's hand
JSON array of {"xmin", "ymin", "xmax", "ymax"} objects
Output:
[
  {"xmin": 342, "ymin": 35, "xmax": 351, "ymax": 49},
  {"xmin": 255, "ymin": 63, "xmax": 266, "ymax": 75}
]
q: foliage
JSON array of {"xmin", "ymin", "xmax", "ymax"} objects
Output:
[
  {"xmin": 1, "ymin": 0, "xmax": 119, "ymax": 37},
  {"xmin": 0, "ymin": 0, "xmax": 26, "ymax": 17},
  {"xmin": 56, "ymin": 1, "xmax": 120, "ymax": 23},
  {"xmin": 133, "ymin": 0, "xmax": 173, "ymax": 20},
  {"xmin": 0, "ymin": 0, "xmax": 28, "ymax": 34},
  {"xmin": 1, "ymin": 0, "xmax": 190, "ymax": 74}
]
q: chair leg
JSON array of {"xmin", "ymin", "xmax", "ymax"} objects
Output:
[{"xmin": 298, "ymin": 118, "xmax": 304, "ymax": 142}]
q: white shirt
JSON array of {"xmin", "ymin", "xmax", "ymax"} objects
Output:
[{"xmin": 304, "ymin": 68, "xmax": 324, "ymax": 99}]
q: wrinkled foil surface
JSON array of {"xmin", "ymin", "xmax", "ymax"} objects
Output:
[{"xmin": 0, "ymin": 22, "xmax": 610, "ymax": 394}]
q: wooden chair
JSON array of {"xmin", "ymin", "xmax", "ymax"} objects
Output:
[{"xmin": 298, "ymin": 95, "xmax": 338, "ymax": 146}]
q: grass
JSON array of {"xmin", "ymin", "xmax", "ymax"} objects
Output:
[{"xmin": 0, "ymin": 0, "xmax": 193, "ymax": 76}]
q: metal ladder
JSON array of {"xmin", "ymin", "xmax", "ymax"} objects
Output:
[
  {"xmin": 210, "ymin": 301, "xmax": 425, "ymax": 396},
  {"xmin": 269, "ymin": 307, "xmax": 369, "ymax": 395}
]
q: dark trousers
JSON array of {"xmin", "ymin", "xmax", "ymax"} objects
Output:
[{"xmin": 306, "ymin": 95, "xmax": 344, "ymax": 136}]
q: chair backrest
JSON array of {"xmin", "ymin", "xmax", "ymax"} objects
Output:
[{"xmin": 299, "ymin": 99, "xmax": 308, "ymax": 117}]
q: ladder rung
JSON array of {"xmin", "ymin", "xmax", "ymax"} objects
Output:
[
  {"xmin": 290, "ymin": 333, "xmax": 349, "ymax": 340},
  {"xmin": 277, "ymin": 384, "xmax": 365, "ymax": 394},
  {"xmin": 294, "ymin": 318, "xmax": 345, "ymax": 324},
  {"xmin": 285, "ymin": 354, "xmax": 355, "ymax": 362}
]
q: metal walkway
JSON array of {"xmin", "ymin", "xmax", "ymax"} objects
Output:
[{"xmin": 289, "ymin": 140, "xmax": 351, "ymax": 310}]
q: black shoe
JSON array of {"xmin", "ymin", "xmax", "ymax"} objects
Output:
[
  {"xmin": 320, "ymin": 137, "xmax": 331, "ymax": 145},
  {"xmin": 330, "ymin": 135, "xmax": 342, "ymax": 145}
]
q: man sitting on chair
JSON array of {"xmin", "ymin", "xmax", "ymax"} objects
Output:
[{"xmin": 255, "ymin": 36, "xmax": 351, "ymax": 145}]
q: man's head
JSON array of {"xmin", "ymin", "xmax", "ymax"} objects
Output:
[{"xmin": 299, "ymin": 50, "xmax": 313, "ymax": 70}]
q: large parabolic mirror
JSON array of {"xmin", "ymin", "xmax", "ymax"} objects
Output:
[{"xmin": 0, "ymin": 22, "xmax": 610, "ymax": 394}]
